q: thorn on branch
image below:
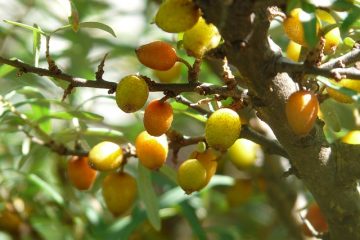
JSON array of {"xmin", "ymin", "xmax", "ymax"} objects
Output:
[
  {"xmin": 96, "ymin": 53, "xmax": 109, "ymax": 81},
  {"xmin": 62, "ymin": 84, "xmax": 75, "ymax": 102},
  {"xmin": 45, "ymin": 36, "xmax": 62, "ymax": 74}
]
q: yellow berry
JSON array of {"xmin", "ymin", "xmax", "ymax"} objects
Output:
[
  {"xmin": 136, "ymin": 41, "xmax": 178, "ymax": 71},
  {"xmin": 327, "ymin": 79, "xmax": 360, "ymax": 103},
  {"xmin": 135, "ymin": 131, "xmax": 168, "ymax": 170},
  {"xmin": 285, "ymin": 91, "xmax": 319, "ymax": 136},
  {"xmin": 116, "ymin": 75, "xmax": 149, "ymax": 113},
  {"xmin": 153, "ymin": 63, "xmax": 182, "ymax": 83},
  {"xmin": 286, "ymin": 40, "xmax": 302, "ymax": 62},
  {"xmin": 183, "ymin": 17, "xmax": 221, "ymax": 57},
  {"xmin": 155, "ymin": 0, "xmax": 200, "ymax": 33},
  {"xmin": 177, "ymin": 159, "xmax": 207, "ymax": 194},
  {"xmin": 89, "ymin": 141, "xmax": 123, "ymax": 171},
  {"xmin": 205, "ymin": 108, "xmax": 241, "ymax": 151},
  {"xmin": 102, "ymin": 172, "xmax": 137, "ymax": 216},
  {"xmin": 228, "ymin": 138, "xmax": 259, "ymax": 169},
  {"xmin": 283, "ymin": 8, "xmax": 307, "ymax": 46}
]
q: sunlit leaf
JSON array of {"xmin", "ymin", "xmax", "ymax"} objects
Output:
[
  {"xmin": 0, "ymin": 64, "xmax": 15, "ymax": 78},
  {"xmin": 317, "ymin": 76, "xmax": 360, "ymax": 103},
  {"xmin": 52, "ymin": 22, "xmax": 116, "ymax": 37},
  {"xmin": 3, "ymin": 20, "xmax": 47, "ymax": 35}
]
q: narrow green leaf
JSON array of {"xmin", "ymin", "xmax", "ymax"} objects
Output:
[
  {"xmin": 137, "ymin": 164, "xmax": 161, "ymax": 231},
  {"xmin": 159, "ymin": 165, "xmax": 177, "ymax": 184},
  {"xmin": 27, "ymin": 174, "xmax": 64, "ymax": 205},
  {"xmin": 68, "ymin": 0, "xmax": 79, "ymax": 32},
  {"xmin": 33, "ymin": 24, "xmax": 41, "ymax": 67},
  {"xmin": 0, "ymin": 64, "xmax": 15, "ymax": 78},
  {"xmin": 16, "ymin": 87, "xmax": 52, "ymax": 133},
  {"xmin": 3, "ymin": 20, "xmax": 46, "ymax": 35},
  {"xmin": 79, "ymin": 22, "xmax": 116, "ymax": 37},
  {"xmin": 52, "ymin": 22, "xmax": 116, "ymax": 37},
  {"xmin": 171, "ymin": 102, "xmax": 188, "ymax": 111},
  {"xmin": 159, "ymin": 186, "xmax": 193, "ymax": 207},
  {"xmin": 302, "ymin": 12, "xmax": 318, "ymax": 48},
  {"xmin": 37, "ymin": 111, "xmax": 104, "ymax": 122},
  {"xmin": 317, "ymin": 76, "xmax": 360, "ymax": 103},
  {"xmin": 180, "ymin": 202, "xmax": 207, "ymax": 240},
  {"xmin": 340, "ymin": 7, "xmax": 360, "ymax": 35}
]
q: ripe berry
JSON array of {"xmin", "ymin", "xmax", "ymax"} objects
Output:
[
  {"xmin": 302, "ymin": 203, "xmax": 328, "ymax": 236},
  {"xmin": 286, "ymin": 40, "xmax": 302, "ymax": 62},
  {"xmin": 135, "ymin": 131, "xmax": 168, "ymax": 170},
  {"xmin": 205, "ymin": 108, "xmax": 241, "ymax": 151},
  {"xmin": 88, "ymin": 141, "xmax": 123, "ymax": 171},
  {"xmin": 153, "ymin": 63, "xmax": 182, "ymax": 83},
  {"xmin": 144, "ymin": 99, "xmax": 173, "ymax": 136},
  {"xmin": 283, "ymin": 8, "xmax": 307, "ymax": 46},
  {"xmin": 177, "ymin": 158, "xmax": 207, "ymax": 194},
  {"xmin": 285, "ymin": 91, "xmax": 319, "ymax": 136},
  {"xmin": 102, "ymin": 172, "xmax": 137, "ymax": 216},
  {"xmin": 136, "ymin": 41, "xmax": 178, "ymax": 71},
  {"xmin": 227, "ymin": 138, "xmax": 259, "ymax": 170},
  {"xmin": 190, "ymin": 148, "xmax": 219, "ymax": 185},
  {"xmin": 67, "ymin": 156, "xmax": 97, "ymax": 190},
  {"xmin": 155, "ymin": 0, "xmax": 200, "ymax": 33},
  {"xmin": 116, "ymin": 75, "xmax": 149, "ymax": 113},
  {"xmin": 183, "ymin": 17, "xmax": 221, "ymax": 58},
  {"xmin": 326, "ymin": 79, "xmax": 360, "ymax": 103}
]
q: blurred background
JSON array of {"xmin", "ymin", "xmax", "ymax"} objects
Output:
[{"xmin": 0, "ymin": 0, "xmax": 358, "ymax": 239}]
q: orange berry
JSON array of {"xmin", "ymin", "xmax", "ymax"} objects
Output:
[
  {"xmin": 67, "ymin": 156, "xmax": 97, "ymax": 190},
  {"xmin": 135, "ymin": 131, "xmax": 168, "ymax": 170},
  {"xmin": 136, "ymin": 41, "xmax": 178, "ymax": 71},
  {"xmin": 102, "ymin": 172, "xmax": 137, "ymax": 216},
  {"xmin": 144, "ymin": 99, "xmax": 173, "ymax": 136},
  {"xmin": 285, "ymin": 91, "xmax": 319, "ymax": 136},
  {"xmin": 302, "ymin": 203, "xmax": 328, "ymax": 236}
]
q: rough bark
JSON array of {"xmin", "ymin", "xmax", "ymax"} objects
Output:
[{"xmin": 196, "ymin": 0, "xmax": 360, "ymax": 239}]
